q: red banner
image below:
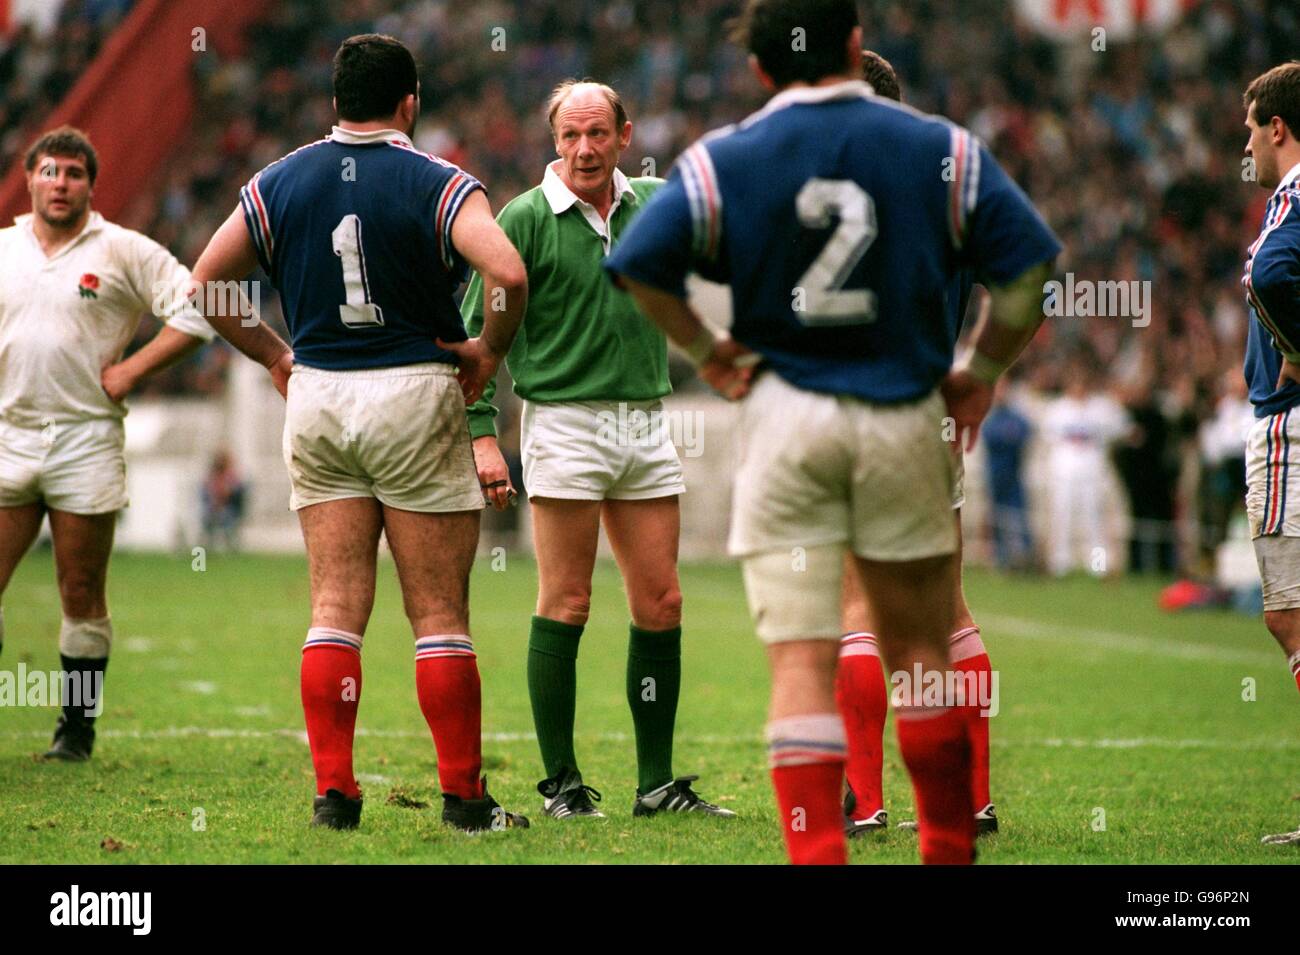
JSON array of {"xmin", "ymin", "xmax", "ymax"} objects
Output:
[{"xmin": 1016, "ymin": 0, "xmax": 1199, "ymax": 39}]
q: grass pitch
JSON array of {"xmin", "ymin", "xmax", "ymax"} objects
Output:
[{"xmin": 1, "ymin": 548, "xmax": 1297, "ymax": 864}]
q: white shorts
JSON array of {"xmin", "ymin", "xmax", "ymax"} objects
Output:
[
  {"xmin": 1247, "ymin": 408, "xmax": 1300, "ymax": 609},
  {"xmin": 521, "ymin": 399, "xmax": 685, "ymax": 501},
  {"xmin": 1246, "ymin": 408, "xmax": 1300, "ymax": 538},
  {"xmin": 0, "ymin": 416, "xmax": 127, "ymax": 514},
  {"xmin": 728, "ymin": 372, "xmax": 959, "ymax": 562},
  {"xmin": 283, "ymin": 362, "xmax": 483, "ymax": 513}
]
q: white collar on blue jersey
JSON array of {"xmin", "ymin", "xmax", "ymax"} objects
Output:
[
  {"xmin": 740, "ymin": 78, "xmax": 876, "ymax": 130},
  {"xmin": 329, "ymin": 125, "xmax": 413, "ymax": 147},
  {"xmin": 764, "ymin": 78, "xmax": 876, "ymax": 111},
  {"xmin": 542, "ymin": 160, "xmax": 634, "ymax": 215},
  {"xmin": 1277, "ymin": 160, "xmax": 1300, "ymax": 194}
]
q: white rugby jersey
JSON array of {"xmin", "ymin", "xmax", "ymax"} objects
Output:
[{"xmin": 0, "ymin": 211, "xmax": 214, "ymax": 428}]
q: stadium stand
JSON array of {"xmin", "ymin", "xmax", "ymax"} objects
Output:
[{"xmin": 4, "ymin": 0, "xmax": 1299, "ymax": 572}]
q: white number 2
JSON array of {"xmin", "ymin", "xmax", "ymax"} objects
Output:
[
  {"xmin": 331, "ymin": 215, "xmax": 384, "ymax": 327},
  {"xmin": 794, "ymin": 179, "xmax": 877, "ymax": 326}
]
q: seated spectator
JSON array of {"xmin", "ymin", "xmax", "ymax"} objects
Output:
[{"xmin": 201, "ymin": 450, "xmax": 246, "ymax": 552}]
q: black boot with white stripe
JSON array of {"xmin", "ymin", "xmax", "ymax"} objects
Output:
[
  {"xmin": 632, "ymin": 775, "xmax": 736, "ymax": 817},
  {"xmin": 538, "ymin": 768, "xmax": 605, "ymax": 819}
]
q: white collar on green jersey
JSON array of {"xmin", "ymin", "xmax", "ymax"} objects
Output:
[
  {"xmin": 329, "ymin": 126, "xmax": 413, "ymax": 147},
  {"xmin": 542, "ymin": 160, "xmax": 635, "ymax": 216}
]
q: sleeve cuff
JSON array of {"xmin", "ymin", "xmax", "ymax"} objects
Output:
[
  {"xmin": 165, "ymin": 309, "xmax": 216, "ymax": 342},
  {"xmin": 468, "ymin": 415, "xmax": 498, "ymax": 440}
]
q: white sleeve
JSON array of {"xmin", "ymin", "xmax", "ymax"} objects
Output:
[{"xmin": 125, "ymin": 230, "xmax": 215, "ymax": 342}]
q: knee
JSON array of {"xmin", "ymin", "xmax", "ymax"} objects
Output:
[
  {"xmin": 1263, "ymin": 610, "xmax": 1300, "ymax": 648},
  {"xmin": 634, "ymin": 585, "xmax": 682, "ymax": 631},
  {"xmin": 56, "ymin": 569, "xmax": 106, "ymax": 618},
  {"xmin": 540, "ymin": 588, "xmax": 592, "ymax": 627},
  {"xmin": 315, "ymin": 586, "xmax": 375, "ymax": 631}
]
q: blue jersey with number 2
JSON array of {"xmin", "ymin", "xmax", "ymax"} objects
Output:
[
  {"xmin": 605, "ymin": 81, "xmax": 1060, "ymax": 403},
  {"xmin": 240, "ymin": 127, "xmax": 482, "ymax": 370}
]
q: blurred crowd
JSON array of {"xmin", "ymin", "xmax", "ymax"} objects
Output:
[
  {"xmin": 10, "ymin": 0, "xmax": 1300, "ymax": 573},
  {"xmin": 0, "ymin": 0, "xmax": 134, "ymax": 176}
]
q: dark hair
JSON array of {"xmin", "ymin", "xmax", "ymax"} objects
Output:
[
  {"xmin": 24, "ymin": 126, "xmax": 98, "ymax": 185},
  {"xmin": 729, "ymin": 0, "xmax": 859, "ymax": 87},
  {"xmin": 546, "ymin": 79, "xmax": 628, "ymax": 134},
  {"xmin": 332, "ymin": 34, "xmax": 418, "ymax": 122},
  {"xmin": 1245, "ymin": 61, "xmax": 1300, "ymax": 139},
  {"xmin": 862, "ymin": 49, "xmax": 900, "ymax": 101}
]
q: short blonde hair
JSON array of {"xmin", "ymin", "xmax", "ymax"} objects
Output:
[{"xmin": 546, "ymin": 79, "xmax": 627, "ymax": 135}]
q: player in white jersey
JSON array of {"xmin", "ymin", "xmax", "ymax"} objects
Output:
[
  {"xmin": 1041, "ymin": 363, "xmax": 1131, "ymax": 576},
  {"xmin": 0, "ymin": 128, "xmax": 216, "ymax": 760}
]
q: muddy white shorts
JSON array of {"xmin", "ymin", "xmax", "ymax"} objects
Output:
[
  {"xmin": 1247, "ymin": 407, "xmax": 1300, "ymax": 609},
  {"xmin": 283, "ymin": 362, "xmax": 483, "ymax": 513},
  {"xmin": 729, "ymin": 373, "xmax": 959, "ymax": 562},
  {"xmin": 0, "ymin": 416, "xmax": 127, "ymax": 514}
]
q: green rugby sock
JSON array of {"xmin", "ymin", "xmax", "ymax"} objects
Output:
[
  {"xmin": 527, "ymin": 615, "xmax": 583, "ymax": 779},
  {"xmin": 626, "ymin": 623, "xmax": 681, "ymax": 793}
]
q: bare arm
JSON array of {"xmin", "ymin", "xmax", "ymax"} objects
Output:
[
  {"xmin": 943, "ymin": 261, "xmax": 1053, "ymax": 450},
  {"xmin": 190, "ymin": 206, "xmax": 293, "ymax": 394},
  {"xmin": 962, "ymin": 262, "xmax": 1051, "ymax": 379},
  {"xmin": 436, "ymin": 189, "xmax": 528, "ymax": 403},
  {"xmin": 619, "ymin": 276, "xmax": 754, "ymax": 400},
  {"xmin": 101, "ymin": 326, "xmax": 206, "ymax": 401}
]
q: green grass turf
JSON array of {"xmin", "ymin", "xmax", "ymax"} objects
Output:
[{"xmin": 0, "ymin": 547, "xmax": 1297, "ymax": 864}]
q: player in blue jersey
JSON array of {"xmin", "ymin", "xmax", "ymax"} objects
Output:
[
  {"xmin": 836, "ymin": 50, "xmax": 1000, "ymax": 841},
  {"xmin": 606, "ymin": 0, "xmax": 1059, "ymax": 864},
  {"xmin": 1240, "ymin": 61, "xmax": 1300, "ymax": 846},
  {"xmin": 186, "ymin": 34, "xmax": 530, "ymax": 833}
]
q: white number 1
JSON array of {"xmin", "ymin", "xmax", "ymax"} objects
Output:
[
  {"xmin": 331, "ymin": 214, "xmax": 384, "ymax": 327},
  {"xmin": 794, "ymin": 178, "xmax": 877, "ymax": 326}
]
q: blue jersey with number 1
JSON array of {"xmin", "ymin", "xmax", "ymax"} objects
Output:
[
  {"xmin": 240, "ymin": 127, "xmax": 482, "ymax": 371},
  {"xmin": 605, "ymin": 81, "xmax": 1060, "ymax": 403}
]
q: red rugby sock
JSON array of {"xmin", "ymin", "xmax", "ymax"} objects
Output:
[
  {"xmin": 895, "ymin": 706, "xmax": 975, "ymax": 865},
  {"xmin": 301, "ymin": 628, "xmax": 363, "ymax": 800},
  {"xmin": 835, "ymin": 632, "xmax": 887, "ymax": 818},
  {"xmin": 415, "ymin": 635, "xmax": 483, "ymax": 800}
]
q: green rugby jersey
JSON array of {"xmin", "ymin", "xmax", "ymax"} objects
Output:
[{"xmin": 461, "ymin": 163, "xmax": 668, "ymax": 439}]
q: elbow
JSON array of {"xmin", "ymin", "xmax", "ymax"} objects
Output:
[{"xmin": 492, "ymin": 263, "xmax": 527, "ymax": 295}]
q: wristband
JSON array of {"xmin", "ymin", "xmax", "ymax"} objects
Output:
[
  {"xmin": 960, "ymin": 348, "xmax": 1008, "ymax": 385},
  {"xmin": 681, "ymin": 326, "xmax": 717, "ymax": 367}
]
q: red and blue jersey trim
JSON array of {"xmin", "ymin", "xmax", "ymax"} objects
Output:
[
  {"xmin": 1262, "ymin": 408, "xmax": 1292, "ymax": 536},
  {"xmin": 678, "ymin": 142, "xmax": 722, "ymax": 264},
  {"xmin": 1243, "ymin": 191, "xmax": 1298, "ymax": 357},
  {"xmin": 947, "ymin": 127, "xmax": 981, "ymax": 251}
]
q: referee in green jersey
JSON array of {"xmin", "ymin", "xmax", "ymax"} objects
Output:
[{"xmin": 462, "ymin": 81, "xmax": 734, "ymax": 820}]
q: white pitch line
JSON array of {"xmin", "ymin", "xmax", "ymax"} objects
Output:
[
  {"xmin": 980, "ymin": 613, "xmax": 1278, "ymax": 666},
  {"xmin": 1, "ymin": 726, "xmax": 1297, "ymax": 750}
]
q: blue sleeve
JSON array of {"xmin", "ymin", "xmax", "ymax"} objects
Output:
[
  {"xmin": 239, "ymin": 168, "xmax": 276, "ymax": 278},
  {"xmin": 434, "ymin": 167, "xmax": 485, "ymax": 283},
  {"xmin": 604, "ymin": 170, "xmax": 697, "ymax": 297},
  {"xmin": 961, "ymin": 143, "xmax": 1061, "ymax": 286},
  {"xmin": 1247, "ymin": 197, "xmax": 1300, "ymax": 358}
]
